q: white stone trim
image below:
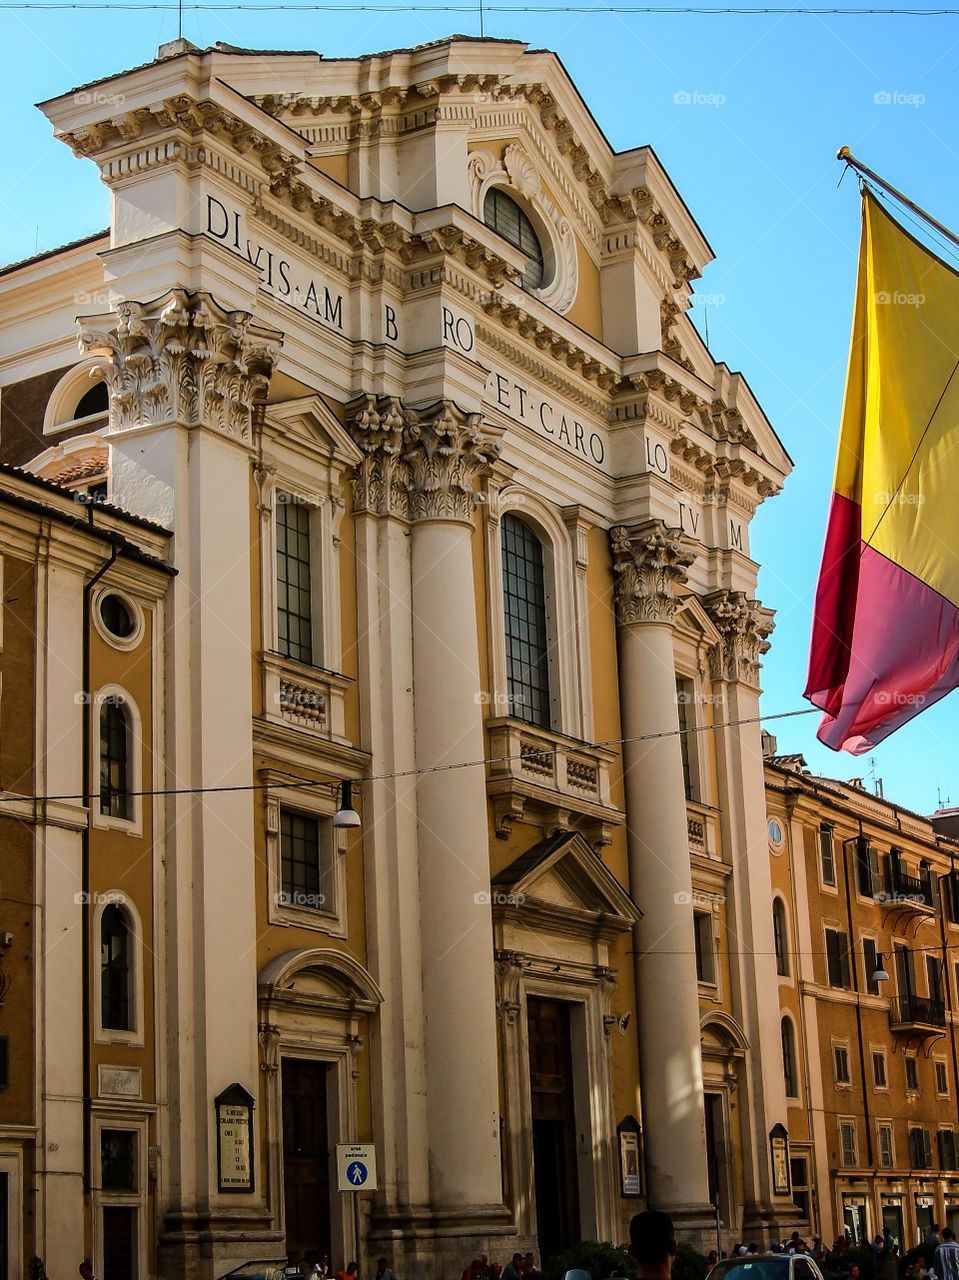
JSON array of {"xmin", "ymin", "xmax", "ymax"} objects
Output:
[
  {"xmin": 484, "ymin": 485, "xmax": 583, "ymax": 738},
  {"xmin": 468, "ymin": 146, "xmax": 578, "ymax": 314},
  {"xmin": 92, "ymin": 891, "xmax": 145, "ymax": 1049},
  {"xmin": 91, "ymin": 586, "xmax": 145, "ymax": 653},
  {"xmin": 264, "ymin": 783, "xmax": 348, "ymax": 939},
  {"xmin": 90, "ymin": 1111, "xmax": 150, "ymax": 1280},
  {"xmin": 90, "ymin": 685, "xmax": 143, "ymax": 836},
  {"xmin": 0, "ymin": 1147, "xmax": 24, "ymax": 1280},
  {"xmin": 42, "ymin": 358, "xmax": 109, "ymax": 436}
]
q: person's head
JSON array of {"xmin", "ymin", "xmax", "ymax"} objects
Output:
[
  {"xmin": 80, "ymin": 1261, "xmax": 94, "ymax": 1280},
  {"xmin": 944, "ymin": 1231, "xmax": 956, "ymax": 1243},
  {"xmin": 347, "ymin": 1265, "xmax": 357, "ymax": 1276},
  {"xmin": 630, "ymin": 1212, "xmax": 677, "ymax": 1275},
  {"xmin": 707, "ymin": 1252, "xmax": 719, "ymax": 1266},
  {"xmin": 377, "ymin": 1261, "xmax": 389, "ymax": 1274},
  {"xmin": 849, "ymin": 1265, "xmax": 860, "ymax": 1278},
  {"xmin": 511, "ymin": 1257, "xmax": 523, "ymax": 1267}
]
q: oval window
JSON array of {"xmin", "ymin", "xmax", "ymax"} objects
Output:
[
  {"xmin": 483, "ymin": 188, "xmax": 545, "ymax": 291},
  {"xmin": 100, "ymin": 593, "xmax": 135, "ymax": 640}
]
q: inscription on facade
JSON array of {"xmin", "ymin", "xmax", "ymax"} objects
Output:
[{"xmin": 206, "ymin": 196, "xmax": 399, "ymax": 344}]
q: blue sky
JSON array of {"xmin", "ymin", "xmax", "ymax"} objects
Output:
[{"xmin": 2, "ymin": 3, "xmax": 957, "ymax": 813}]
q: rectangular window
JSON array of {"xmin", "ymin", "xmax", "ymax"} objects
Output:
[
  {"xmin": 927, "ymin": 954, "xmax": 945, "ymax": 1004},
  {"xmin": 909, "ymin": 1127, "xmax": 933, "ymax": 1169},
  {"xmin": 878, "ymin": 1123, "xmax": 894, "ymax": 1169},
  {"xmin": 280, "ymin": 809, "xmax": 333, "ymax": 912},
  {"xmin": 693, "ymin": 911, "xmax": 715, "ymax": 984},
  {"xmin": 675, "ymin": 677, "xmax": 697, "ymax": 802},
  {"xmin": 819, "ymin": 826, "xmax": 836, "ymax": 886},
  {"xmin": 826, "ymin": 928, "xmax": 852, "ymax": 989},
  {"xmin": 276, "ymin": 494, "xmax": 314, "ymax": 665},
  {"xmin": 939, "ymin": 1129, "xmax": 958, "ymax": 1171},
  {"xmin": 945, "ymin": 871, "xmax": 959, "ymax": 925},
  {"xmin": 100, "ymin": 1129, "xmax": 137, "ymax": 1193},
  {"xmin": 856, "ymin": 838, "xmax": 879, "ymax": 898},
  {"xmin": 905, "ymin": 1056, "xmax": 919, "ymax": 1090},
  {"xmin": 936, "ymin": 1060, "xmax": 949, "ymax": 1095},
  {"xmin": 834, "ymin": 1044, "xmax": 851, "ymax": 1085},
  {"xmin": 840, "ymin": 1120, "xmax": 858, "ymax": 1168},
  {"xmin": 873, "ymin": 1051, "xmax": 887, "ymax": 1089},
  {"xmin": 863, "ymin": 937, "xmax": 881, "ymax": 996}
]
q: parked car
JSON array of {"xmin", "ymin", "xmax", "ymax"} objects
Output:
[
  {"xmin": 707, "ymin": 1256, "xmax": 828, "ymax": 1280},
  {"xmin": 218, "ymin": 1261, "xmax": 308, "ymax": 1280}
]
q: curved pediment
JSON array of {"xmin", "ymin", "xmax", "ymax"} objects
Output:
[{"xmin": 258, "ymin": 946, "xmax": 383, "ymax": 1012}]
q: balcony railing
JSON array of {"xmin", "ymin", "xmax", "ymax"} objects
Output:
[
  {"xmin": 879, "ymin": 869, "xmax": 936, "ymax": 910},
  {"xmin": 891, "ymin": 994, "xmax": 947, "ymax": 1030}
]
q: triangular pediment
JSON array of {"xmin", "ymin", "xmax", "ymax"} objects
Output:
[
  {"xmin": 264, "ymin": 394, "xmax": 363, "ymax": 466},
  {"xmin": 492, "ymin": 830, "xmax": 639, "ymax": 931},
  {"xmin": 674, "ymin": 596, "xmax": 722, "ymax": 648}
]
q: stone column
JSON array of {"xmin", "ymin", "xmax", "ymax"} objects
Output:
[
  {"xmin": 704, "ymin": 590, "xmax": 799, "ymax": 1237},
  {"xmin": 80, "ymin": 292, "xmax": 282, "ymax": 1280},
  {"xmin": 404, "ymin": 403, "xmax": 507, "ymax": 1234},
  {"xmin": 610, "ymin": 520, "xmax": 714, "ymax": 1236}
]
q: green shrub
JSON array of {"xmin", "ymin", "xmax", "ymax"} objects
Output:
[
  {"xmin": 671, "ymin": 1243, "xmax": 710, "ymax": 1280},
  {"xmin": 543, "ymin": 1240, "xmax": 637, "ymax": 1280}
]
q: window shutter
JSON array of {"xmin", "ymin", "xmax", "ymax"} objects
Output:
[
  {"xmin": 890, "ymin": 848, "xmax": 902, "ymax": 890},
  {"xmin": 939, "ymin": 1130, "xmax": 953, "ymax": 1170},
  {"xmin": 923, "ymin": 1128, "xmax": 933, "ymax": 1168},
  {"xmin": 869, "ymin": 846, "xmax": 881, "ymax": 897},
  {"xmin": 840, "ymin": 932, "xmax": 851, "ymax": 988}
]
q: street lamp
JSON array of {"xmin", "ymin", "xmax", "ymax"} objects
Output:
[
  {"xmin": 333, "ymin": 780, "xmax": 362, "ymax": 829},
  {"xmin": 872, "ymin": 952, "xmax": 890, "ymax": 984}
]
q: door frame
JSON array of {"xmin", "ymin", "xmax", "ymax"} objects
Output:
[{"xmin": 0, "ymin": 1148, "xmax": 24, "ymax": 1280}]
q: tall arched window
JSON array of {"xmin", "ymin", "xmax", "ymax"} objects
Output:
[
  {"xmin": 501, "ymin": 514, "xmax": 551, "ymax": 729},
  {"xmin": 101, "ymin": 905, "xmax": 131, "ymax": 1031},
  {"xmin": 99, "ymin": 698, "xmax": 130, "ymax": 819},
  {"xmin": 483, "ymin": 189, "xmax": 545, "ymax": 291},
  {"xmin": 781, "ymin": 1016, "xmax": 798, "ymax": 1098},
  {"xmin": 773, "ymin": 898, "xmax": 790, "ymax": 977}
]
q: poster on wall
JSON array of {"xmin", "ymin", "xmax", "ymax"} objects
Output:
[
  {"xmin": 215, "ymin": 1083, "xmax": 255, "ymax": 1193},
  {"xmin": 770, "ymin": 1124, "xmax": 790, "ymax": 1196},
  {"xmin": 618, "ymin": 1116, "xmax": 643, "ymax": 1197}
]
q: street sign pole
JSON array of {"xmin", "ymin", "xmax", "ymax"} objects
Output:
[{"xmin": 335, "ymin": 1143, "xmax": 377, "ymax": 1280}]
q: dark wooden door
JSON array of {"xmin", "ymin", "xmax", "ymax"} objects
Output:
[
  {"xmin": 101, "ymin": 1206, "xmax": 136, "ymax": 1280},
  {"xmin": 282, "ymin": 1059, "xmax": 332, "ymax": 1268},
  {"xmin": 527, "ymin": 998, "xmax": 580, "ymax": 1264}
]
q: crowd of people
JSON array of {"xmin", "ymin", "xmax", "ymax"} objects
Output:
[
  {"xmin": 706, "ymin": 1225, "xmax": 959, "ymax": 1280},
  {"xmin": 461, "ymin": 1252, "xmax": 546, "ymax": 1280}
]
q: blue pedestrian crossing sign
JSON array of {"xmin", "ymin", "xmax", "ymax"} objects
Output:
[{"xmin": 336, "ymin": 1143, "xmax": 378, "ymax": 1192}]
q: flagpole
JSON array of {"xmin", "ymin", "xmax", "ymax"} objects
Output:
[{"xmin": 837, "ymin": 145, "xmax": 959, "ymax": 253}]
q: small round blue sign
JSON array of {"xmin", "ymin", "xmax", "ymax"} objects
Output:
[{"xmin": 347, "ymin": 1160, "xmax": 368, "ymax": 1186}]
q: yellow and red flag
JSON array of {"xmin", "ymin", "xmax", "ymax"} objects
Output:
[{"xmin": 805, "ymin": 191, "xmax": 959, "ymax": 752}]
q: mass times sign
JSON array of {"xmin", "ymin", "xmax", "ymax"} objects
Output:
[{"xmin": 215, "ymin": 1083, "xmax": 255, "ymax": 1192}]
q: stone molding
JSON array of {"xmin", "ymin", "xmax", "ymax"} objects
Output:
[
  {"xmin": 347, "ymin": 395, "xmax": 500, "ymax": 523},
  {"xmin": 78, "ymin": 289, "xmax": 282, "ymax": 442},
  {"xmin": 703, "ymin": 589, "xmax": 775, "ymax": 689},
  {"xmin": 609, "ymin": 519, "xmax": 696, "ymax": 626},
  {"xmin": 468, "ymin": 145, "xmax": 578, "ymax": 314}
]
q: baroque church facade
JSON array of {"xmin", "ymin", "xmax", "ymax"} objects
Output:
[{"xmin": 0, "ymin": 35, "xmax": 797, "ymax": 1280}]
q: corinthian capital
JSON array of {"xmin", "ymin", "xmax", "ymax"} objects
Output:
[
  {"xmin": 78, "ymin": 289, "xmax": 282, "ymax": 443},
  {"xmin": 704, "ymin": 589, "xmax": 775, "ymax": 688},
  {"xmin": 347, "ymin": 394, "xmax": 415, "ymax": 519},
  {"xmin": 609, "ymin": 520, "xmax": 696, "ymax": 626},
  {"xmin": 403, "ymin": 401, "xmax": 500, "ymax": 524},
  {"xmin": 346, "ymin": 397, "xmax": 499, "ymax": 523}
]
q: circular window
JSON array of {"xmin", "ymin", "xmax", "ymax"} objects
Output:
[
  {"xmin": 100, "ymin": 594, "xmax": 135, "ymax": 639},
  {"xmin": 483, "ymin": 188, "xmax": 545, "ymax": 291},
  {"xmin": 768, "ymin": 818, "xmax": 785, "ymax": 850},
  {"xmin": 94, "ymin": 590, "xmax": 144, "ymax": 651}
]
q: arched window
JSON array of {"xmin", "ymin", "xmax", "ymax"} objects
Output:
[
  {"xmin": 501, "ymin": 514, "xmax": 551, "ymax": 729},
  {"xmin": 773, "ymin": 898, "xmax": 790, "ymax": 977},
  {"xmin": 484, "ymin": 189, "xmax": 545, "ymax": 291},
  {"xmin": 99, "ymin": 698, "xmax": 130, "ymax": 819},
  {"xmin": 781, "ymin": 1016, "xmax": 798, "ymax": 1098},
  {"xmin": 101, "ymin": 905, "xmax": 131, "ymax": 1031}
]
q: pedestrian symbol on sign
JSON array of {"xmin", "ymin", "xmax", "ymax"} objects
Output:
[{"xmin": 347, "ymin": 1161, "xmax": 368, "ymax": 1186}]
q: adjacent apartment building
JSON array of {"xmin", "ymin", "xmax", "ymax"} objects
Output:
[
  {"xmin": 766, "ymin": 751, "xmax": 959, "ymax": 1250},
  {"xmin": 0, "ymin": 33, "xmax": 799, "ymax": 1280}
]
